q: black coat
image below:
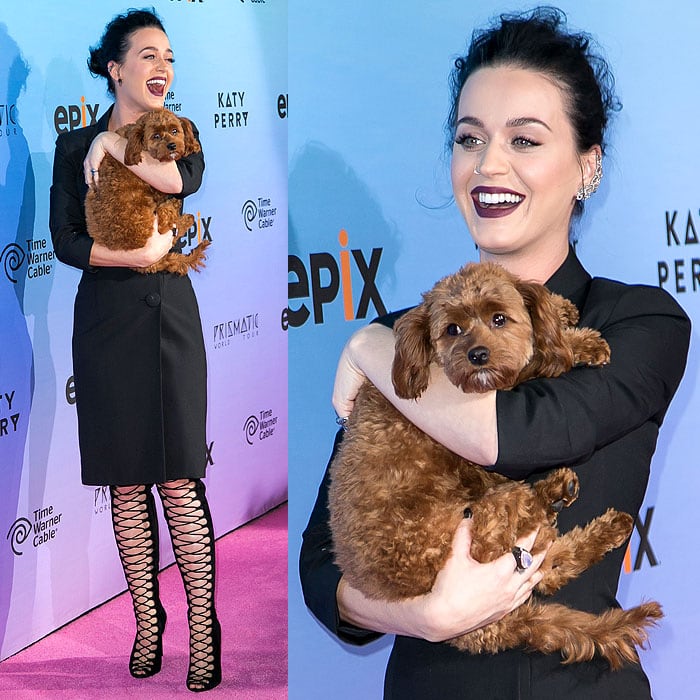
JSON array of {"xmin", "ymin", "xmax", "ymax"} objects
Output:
[
  {"xmin": 49, "ymin": 106, "xmax": 208, "ymax": 486},
  {"xmin": 300, "ymin": 250, "xmax": 691, "ymax": 699}
]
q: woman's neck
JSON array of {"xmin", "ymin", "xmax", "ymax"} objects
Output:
[
  {"xmin": 107, "ymin": 102, "xmax": 148, "ymax": 131},
  {"xmin": 478, "ymin": 239, "xmax": 569, "ymax": 284}
]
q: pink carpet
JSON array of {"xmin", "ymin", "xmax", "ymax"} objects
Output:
[{"xmin": 0, "ymin": 503, "xmax": 287, "ymax": 698}]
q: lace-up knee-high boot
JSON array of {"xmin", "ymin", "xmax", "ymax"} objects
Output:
[
  {"xmin": 157, "ymin": 478, "xmax": 220, "ymax": 692},
  {"xmin": 110, "ymin": 484, "xmax": 166, "ymax": 678}
]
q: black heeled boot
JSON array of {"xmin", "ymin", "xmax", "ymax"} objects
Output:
[
  {"xmin": 110, "ymin": 485, "xmax": 167, "ymax": 679},
  {"xmin": 157, "ymin": 478, "xmax": 221, "ymax": 692}
]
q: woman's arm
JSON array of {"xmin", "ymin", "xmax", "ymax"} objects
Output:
[
  {"xmin": 84, "ymin": 120, "xmax": 205, "ymax": 197},
  {"xmin": 333, "ymin": 286, "xmax": 690, "ymax": 473},
  {"xmin": 495, "ymin": 284, "xmax": 690, "ymax": 474},
  {"xmin": 333, "ymin": 323, "xmax": 498, "ymax": 465},
  {"xmin": 51, "ymin": 120, "xmax": 205, "ymax": 272},
  {"xmin": 84, "ymin": 131, "xmax": 182, "ymax": 194},
  {"xmin": 49, "ymin": 133, "xmax": 94, "ymax": 270},
  {"xmin": 338, "ymin": 519, "xmax": 544, "ymax": 642},
  {"xmin": 50, "ymin": 134, "xmax": 176, "ymax": 271},
  {"xmin": 87, "ymin": 216, "xmax": 176, "ymax": 268},
  {"xmin": 300, "ymin": 436, "xmax": 545, "ymax": 644}
]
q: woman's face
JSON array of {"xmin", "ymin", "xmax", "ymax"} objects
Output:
[
  {"xmin": 109, "ymin": 27, "xmax": 174, "ymax": 115},
  {"xmin": 451, "ymin": 65, "xmax": 598, "ymax": 264}
]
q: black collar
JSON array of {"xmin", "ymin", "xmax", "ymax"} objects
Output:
[
  {"xmin": 544, "ymin": 246, "xmax": 592, "ymax": 308},
  {"xmin": 95, "ymin": 104, "xmax": 113, "ymax": 135}
]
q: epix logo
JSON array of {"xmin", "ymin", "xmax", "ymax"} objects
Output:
[
  {"xmin": 173, "ymin": 211, "xmax": 212, "ymax": 253},
  {"xmin": 54, "ymin": 97, "xmax": 100, "ymax": 133},
  {"xmin": 288, "ymin": 229, "xmax": 386, "ymax": 327},
  {"xmin": 623, "ymin": 507, "xmax": 658, "ymax": 573},
  {"xmin": 277, "ymin": 94, "xmax": 287, "ymax": 119}
]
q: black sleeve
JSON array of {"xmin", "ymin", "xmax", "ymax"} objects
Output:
[
  {"xmin": 495, "ymin": 283, "xmax": 691, "ymax": 478},
  {"xmin": 175, "ymin": 120, "xmax": 205, "ymax": 198},
  {"xmin": 49, "ymin": 121, "xmax": 205, "ymax": 271},
  {"xmin": 299, "ymin": 429, "xmax": 383, "ymax": 645},
  {"xmin": 299, "ymin": 308, "xmax": 415, "ymax": 643},
  {"xmin": 49, "ymin": 133, "xmax": 94, "ymax": 271}
]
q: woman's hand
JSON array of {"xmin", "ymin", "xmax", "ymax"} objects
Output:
[
  {"xmin": 331, "ymin": 323, "xmax": 498, "ymax": 464},
  {"xmin": 129, "ymin": 216, "xmax": 174, "ymax": 268},
  {"xmin": 337, "ymin": 519, "xmax": 546, "ymax": 641},
  {"xmin": 332, "ymin": 324, "xmax": 395, "ymax": 417},
  {"xmin": 88, "ymin": 216, "xmax": 173, "ymax": 268},
  {"xmin": 84, "ymin": 128, "xmax": 182, "ymax": 194},
  {"xmin": 416, "ymin": 519, "xmax": 546, "ymax": 641},
  {"xmin": 83, "ymin": 132, "xmax": 122, "ymax": 188}
]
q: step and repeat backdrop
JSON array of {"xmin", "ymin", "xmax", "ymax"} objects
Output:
[
  {"xmin": 0, "ymin": 1, "xmax": 287, "ymax": 660},
  {"xmin": 289, "ymin": 2, "xmax": 699, "ymax": 699}
]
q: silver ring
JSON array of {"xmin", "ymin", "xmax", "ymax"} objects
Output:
[
  {"xmin": 335, "ymin": 416, "xmax": 349, "ymax": 432},
  {"xmin": 90, "ymin": 169, "xmax": 97, "ymax": 174},
  {"xmin": 512, "ymin": 546, "xmax": 533, "ymax": 573}
]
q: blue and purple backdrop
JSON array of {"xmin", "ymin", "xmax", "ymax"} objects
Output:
[
  {"xmin": 288, "ymin": 2, "xmax": 699, "ymax": 699},
  {"xmin": 0, "ymin": 0, "xmax": 287, "ymax": 661}
]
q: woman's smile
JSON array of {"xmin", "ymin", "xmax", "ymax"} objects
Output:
[{"xmin": 471, "ymin": 186, "xmax": 525, "ymax": 218}]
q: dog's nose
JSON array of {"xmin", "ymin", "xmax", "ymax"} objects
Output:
[
  {"xmin": 468, "ymin": 346, "xmax": 490, "ymax": 366},
  {"xmin": 167, "ymin": 141, "xmax": 177, "ymax": 150}
]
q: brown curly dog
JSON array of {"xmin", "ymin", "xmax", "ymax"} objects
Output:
[
  {"xmin": 329, "ymin": 261, "xmax": 662, "ymax": 669},
  {"xmin": 85, "ymin": 108, "xmax": 208, "ymax": 275}
]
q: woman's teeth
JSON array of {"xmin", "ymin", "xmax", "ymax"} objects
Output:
[
  {"xmin": 478, "ymin": 192, "xmax": 523, "ymax": 205},
  {"xmin": 147, "ymin": 79, "xmax": 166, "ymax": 96}
]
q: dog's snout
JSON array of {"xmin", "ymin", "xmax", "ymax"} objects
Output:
[
  {"xmin": 167, "ymin": 141, "xmax": 177, "ymax": 151},
  {"xmin": 468, "ymin": 346, "xmax": 490, "ymax": 366}
]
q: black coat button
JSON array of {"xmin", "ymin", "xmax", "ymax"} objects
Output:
[{"xmin": 145, "ymin": 292, "xmax": 161, "ymax": 307}]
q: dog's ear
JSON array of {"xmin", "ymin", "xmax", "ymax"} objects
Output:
[
  {"xmin": 179, "ymin": 117, "xmax": 201, "ymax": 155},
  {"xmin": 123, "ymin": 121, "xmax": 146, "ymax": 165},
  {"xmin": 515, "ymin": 280, "xmax": 575, "ymax": 379},
  {"xmin": 392, "ymin": 304, "xmax": 434, "ymax": 399}
]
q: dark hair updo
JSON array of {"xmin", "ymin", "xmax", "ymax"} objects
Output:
[
  {"xmin": 88, "ymin": 8, "xmax": 166, "ymax": 96},
  {"xmin": 447, "ymin": 6, "xmax": 619, "ymax": 158}
]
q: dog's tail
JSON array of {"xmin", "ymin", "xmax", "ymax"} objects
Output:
[
  {"xmin": 181, "ymin": 239, "xmax": 209, "ymax": 273},
  {"xmin": 450, "ymin": 600, "xmax": 663, "ymax": 670},
  {"xmin": 518, "ymin": 600, "xmax": 662, "ymax": 669},
  {"xmin": 136, "ymin": 240, "xmax": 210, "ymax": 276}
]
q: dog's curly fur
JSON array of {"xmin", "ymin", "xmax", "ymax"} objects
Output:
[
  {"xmin": 329, "ymin": 262, "xmax": 662, "ymax": 669},
  {"xmin": 85, "ymin": 108, "xmax": 208, "ymax": 275}
]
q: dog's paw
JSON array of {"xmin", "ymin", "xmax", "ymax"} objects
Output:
[
  {"xmin": 597, "ymin": 509, "xmax": 634, "ymax": 548},
  {"xmin": 180, "ymin": 213, "xmax": 195, "ymax": 230},
  {"xmin": 573, "ymin": 331, "xmax": 611, "ymax": 367},
  {"xmin": 536, "ymin": 468, "xmax": 579, "ymax": 514}
]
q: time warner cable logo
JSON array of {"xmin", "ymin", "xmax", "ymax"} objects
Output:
[
  {"xmin": 1, "ymin": 244, "xmax": 25, "ymax": 283},
  {"xmin": 242, "ymin": 197, "xmax": 277, "ymax": 231},
  {"xmin": 244, "ymin": 409, "xmax": 278, "ymax": 445},
  {"xmin": 7, "ymin": 505, "xmax": 63, "ymax": 556}
]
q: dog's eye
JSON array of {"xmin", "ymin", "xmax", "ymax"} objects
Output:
[
  {"xmin": 492, "ymin": 314, "xmax": 506, "ymax": 328},
  {"xmin": 446, "ymin": 324, "xmax": 463, "ymax": 336},
  {"xmin": 152, "ymin": 133, "xmax": 162, "ymax": 140},
  {"xmin": 172, "ymin": 128, "xmax": 179, "ymax": 135}
]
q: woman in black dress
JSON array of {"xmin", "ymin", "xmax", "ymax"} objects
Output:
[
  {"xmin": 49, "ymin": 9, "xmax": 219, "ymax": 692},
  {"xmin": 301, "ymin": 8, "xmax": 690, "ymax": 699}
]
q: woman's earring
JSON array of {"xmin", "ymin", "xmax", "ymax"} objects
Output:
[{"xmin": 576, "ymin": 153, "xmax": 603, "ymax": 201}]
